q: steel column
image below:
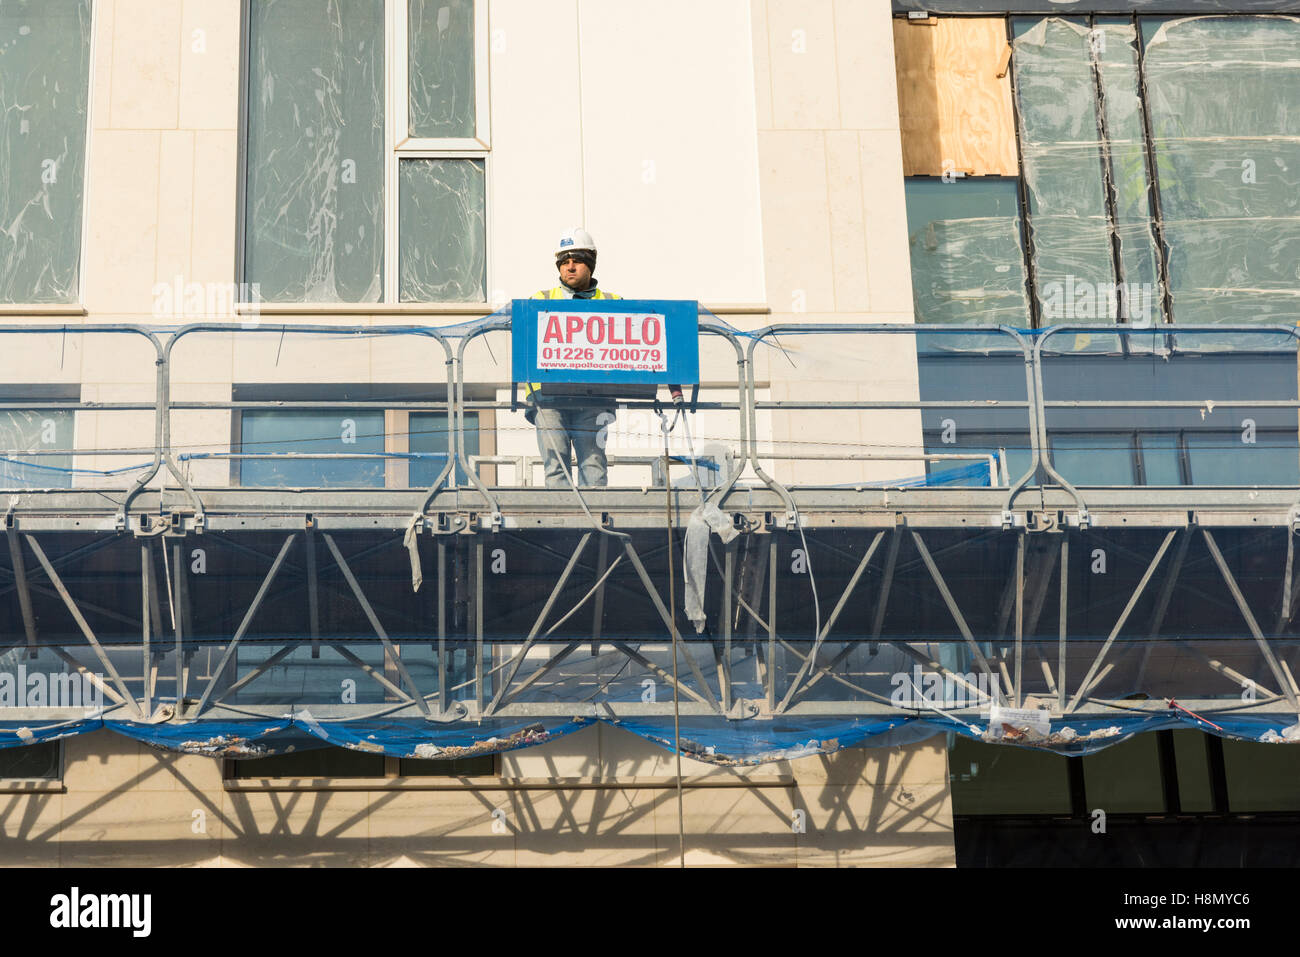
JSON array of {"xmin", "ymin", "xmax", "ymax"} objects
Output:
[
  {"xmin": 306, "ymin": 527, "xmax": 320, "ymax": 659},
  {"xmin": 721, "ymin": 540, "xmax": 734, "ymax": 711},
  {"xmin": 1058, "ymin": 534, "xmax": 1069, "ymax": 712},
  {"xmin": 172, "ymin": 542, "xmax": 185, "ymax": 710},
  {"xmin": 1014, "ymin": 531, "xmax": 1025, "ymax": 707},
  {"xmin": 6, "ymin": 531, "xmax": 39, "ymax": 658},
  {"xmin": 590, "ymin": 533, "xmax": 609, "ymax": 657},
  {"xmin": 437, "ymin": 538, "xmax": 447, "ymax": 713},
  {"xmin": 141, "ymin": 542, "xmax": 152, "ymax": 717}
]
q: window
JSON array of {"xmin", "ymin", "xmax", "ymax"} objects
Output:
[
  {"xmin": 951, "ymin": 729, "xmax": 1300, "ymax": 818},
  {"xmin": 0, "ymin": 0, "xmax": 92, "ymax": 304},
  {"xmin": 905, "ymin": 178, "xmax": 1029, "ymax": 328},
  {"xmin": 1185, "ymin": 430, "xmax": 1299, "ymax": 486},
  {"xmin": 0, "ymin": 404, "xmax": 75, "ymax": 489},
  {"xmin": 240, "ymin": 409, "xmax": 387, "ymax": 488},
  {"xmin": 1140, "ymin": 16, "xmax": 1300, "ymax": 327},
  {"xmin": 227, "ymin": 744, "xmax": 494, "ymax": 779},
  {"xmin": 949, "ymin": 733, "xmax": 1074, "ymax": 815},
  {"xmin": 0, "ymin": 740, "xmax": 61, "ymax": 782},
  {"xmin": 1012, "ymin": 16, "xmax": 1162, "ymax": 326},
  {"xmin": 241, "ymin": 0, "xmax": 488, "ymax": 304},
  {"xmin": 230, "ymin": 384, "xmax": 487, "ymax": 488},
  {"xmin": 898, "ymin": 13, "xmax": 1300, "ymax": 328}
]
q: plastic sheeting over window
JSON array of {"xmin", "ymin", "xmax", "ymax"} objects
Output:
[
  {"xmin": 398, "ymin": 158, "xmax": 486, "ymax": 302},
  {"xmin": 1143, "ymin": 16, "xmax": 1300, "ymax": 326},
  {"xmin": 1013, "ymin": 18, "xmax": 1163, "ymax": 326},
  {"xmin": 905, "ymin": 178, "xmax": 1030, "ymax": 329},
  {"xmin": 0, "ymin": 410, "xmax": 73, "ymax": 488},
  {"xmin": 909, "ymin": 15, "xmax": 1300, "ymax": 332},
  {"xmin": 407, "ymin": 0, "xmax": 476, "ymax": 138},
  {"xmin": 243, "ymin": 0, "xmax": 385, "ymax": 302},
  {"xmin": 0, "ymin": 0, "xmax": 90, "ymax": 304}
]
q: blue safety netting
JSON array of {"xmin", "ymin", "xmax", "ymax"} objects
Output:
[{"xmin": 2, "ymin": 708, "xmax": 1297, "ymax": 762}]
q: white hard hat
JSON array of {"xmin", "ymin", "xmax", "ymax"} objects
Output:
[{"xmin": 555, "ymin": 227, "xmax": 597, "ymax": 261}]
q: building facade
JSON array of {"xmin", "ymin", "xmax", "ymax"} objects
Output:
[{"xmin": 0, "ymin": 0, "xmax": 1297, "ymax": 867}]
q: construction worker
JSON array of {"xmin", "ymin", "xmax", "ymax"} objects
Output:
[{"xmin": 525, "ymin": 227, "xmax": 683, "ymax": 489}]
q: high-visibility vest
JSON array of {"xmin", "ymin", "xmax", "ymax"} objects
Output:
[{"xmin": 524, "ymin": 285, "xmax": 620, "ymax": 400}]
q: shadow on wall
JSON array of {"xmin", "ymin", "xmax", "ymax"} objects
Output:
[{"xmin": 0, "ymin": 727, "xmax": 953, "ymax": 867}]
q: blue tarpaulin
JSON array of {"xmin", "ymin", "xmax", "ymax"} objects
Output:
[{"xmin": 2, "ymin": 709, "xmax": 1297, "ymax": 763}]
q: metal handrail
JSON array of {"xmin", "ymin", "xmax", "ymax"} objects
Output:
[
  {"xmin": 1034, "ymin": 323, "xmax": 1300, "ymax": 503},
  {"xmin": 450, "ymin": 309, "xmax": 752, "ymax": 525},
  {"xmin": 6, "ymin": 320, "xmax": 1300, "ymax": 531},
  {"xmin": 0, "ymin": 323, "xmax": 168, "ymax": 531},
  {"xmin": 163, "ymin": 322, "xmax": 457, "ymax": 529},
  {"xmin": 742, "ymin": 323, "xmax": 1040, "ymax": 526}
]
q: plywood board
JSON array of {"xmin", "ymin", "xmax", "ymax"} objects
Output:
[{"xmin": 893, "ymin": 17, "xmax": 1019, "ymax": 176}]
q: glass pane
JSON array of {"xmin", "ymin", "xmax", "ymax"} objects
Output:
[
  {"xmin": 1081, "ymin": 732, "xmax": 1165, "ymax": 813},
  {"xmin": 1012, "ymin": 17, "xmax": 1161, "ymax": 326},
  {"xmin": 1050, "ymin": 433, "xmax": 1134, "ymax": 486},
  {"xmin": 1096, "ymin": 22, "xmax": 1163, "ymax": 319},
  {"xmin": 398, "ymin": 158, "xmax": 486, "ymax": 302},
  {"xmin": 904, "ymin": 178, "xmax": 1029, "ymax": 330},
  {"xmin": 409, "ymin": 410, "xmax": 476, "ymax": 486},
  {"xmin": 1222, "ymin": 738, "xmax": 1300, "ymax": 812},
  {"xmin": 1186, "ymin": 431, "xmax": 1299, "ymax": 486},
  {"xmin": 240, "ymin": 409, "xmax": 385, "ymax": 487},
  {"xmin": 925, "ymin": 433, "xmax": 1029, "ymax": 487},
  {"xmin": 948, "ymin": 735, "xmax": 1073, "ymax": 815},
  {"xmin": 231, "ymin": 645, "xmax": 390, "ymax": 704},
  {"xmin": 399, "ymin": 754, "xmax": 494, "ymax": 776},
  {"xmin": 1172, "ymin": 729, "xmax": 1214, "ymax": 813},
  {"xmin": 408, "ymin": 0, "xmax": 475, "ymax": 138},
  {"xmin": 0, "ymin": 0, "xmax": 91, "ymax": 303},
  {"xmin": 232, "ymin": 746, "xmax": 386, "ymax": 778},
  {"xmin": 244, "ymin": 0, "xmax": 384, "ymax": 302},
  {"xmin": 1143, "ymin": 16, "xmax": 1300, "ymax": 326},
  {"xmin": 1138, "ymin": 433, "xmax": 1182, "ymax": 486},
  {"xmin": 0, "ymin": 741, "xmax": 59, "ymax": 779},
  {"xmin": 0, "ymin": 410, "xmax": 74, "ymax": 488}
]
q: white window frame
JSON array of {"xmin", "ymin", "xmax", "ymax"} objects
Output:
[
  {"xmin": 0, "ymin": 0, "xmax": 97, "ymax": 312},
  {"xmin": 238, "ymin": 0, "xmax": 491, "ymax": 305},
  {"xmin": 385, "ymin": 0, "xmax": 492, "ymax": 302}
]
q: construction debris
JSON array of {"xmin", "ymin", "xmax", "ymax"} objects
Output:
[
  {"xmin": 1259, "ymin": 721, "xmax": 1300, "ymax": 743},
  {"xmin": 404, "ymin": 724, "xmax": 552, "ymax": 761},
  {"xmin": 177, "ymin": 734, "xmax": 270, "ymax": 757}
]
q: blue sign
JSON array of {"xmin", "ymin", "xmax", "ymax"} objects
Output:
[{"xmin": 511, "ymin": 298, "xmax": 700, "ymax": 385}]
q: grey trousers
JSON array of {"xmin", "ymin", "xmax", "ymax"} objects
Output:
[{"xmin": 533, "ymin": 406, "xmax": 615, "ymax": 488}]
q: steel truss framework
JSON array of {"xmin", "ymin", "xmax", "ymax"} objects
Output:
[{"xmin": 3, "ymin": 486, "xmax": 1300, "ymax": 738}]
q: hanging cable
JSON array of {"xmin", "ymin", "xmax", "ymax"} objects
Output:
[
  {"xmin": 676, "ymin": 396, "xmax": 823, "ymax": 678},
  {"xmin": 660, "ymin": 408, "xmax": 687, "ymax": 868}
]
